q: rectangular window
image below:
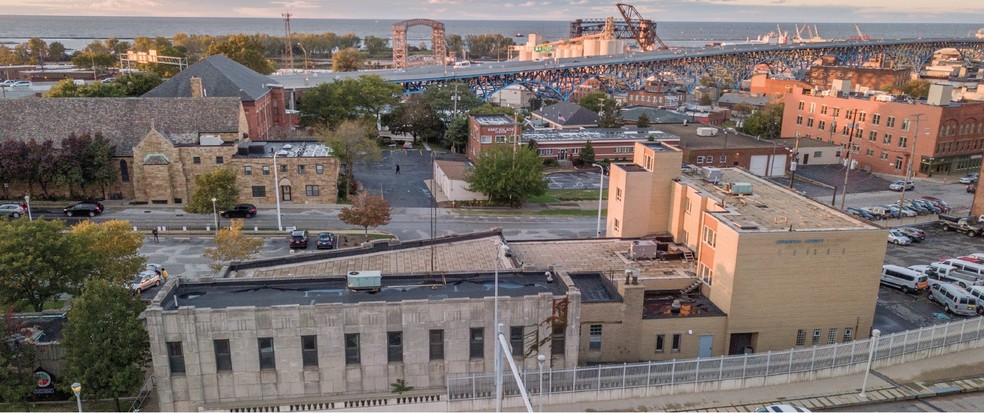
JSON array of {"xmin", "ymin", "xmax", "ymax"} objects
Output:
[
  {"xmin": 811, "ymin": 328, "xmax": 822, "ymax": 345},
  {"xmin": 845, "ymin": 109, "xmax": 854, "ymax": 120},
  {"xmin": 827, "ymin": 328, "xmax": 838, "ymax": 345},
  {"xmin": 883, "ymin": 133, "xmax": 892, "ymax": 144},
  {"xmin": 671, "ymin": 334, "xmax": 681, "ymax": 352},
  {"xmin": 655, "ymin": 334, "xmax": 665, "ymax": 352},
  {"xmin": 469, "ymin": 328, "xmax": 484, "ymax": 359},
  {"xmin": 480, "ymin": 135, "xmax": 492, "ymax": 144},
  {"xmin": 797, "ymin": 101, "xmax": 804, "ymax": 110},
  {"xmin": 258, "ymin": 337, "xmax": 276, "ymax": 370},
  {"xmin": 899, "ymin": 136, "xmax": 907, "ymax": 148},
  {"xmin": 813, "ymin": 151, "xmax": 822, "ymax": 158},
  {"xmin": 244, "ymin": 165, "xmax": 253, "ymax": 175},
  {"xmin": 305, "ymin": 185, "xmax": 320, "ymax": 196},
  {"xmin": 262, "ymin": 165, "xmax": 270, "ymax": 175},
  {"xmin": 902, "ymin": 119, "xmax": 911, "ymax": 131},
  {"xmin": 806, "ymin": 118, "xmax": 814, "ymax": 127},
  {"xmin": 214, "ymin": 339, "xmax": 232, "ymax": 372},
  {"xmin": 795, "ymin": 330, "xmax": 806, "ymax": 346},
  {"xmin": 820, "ymin": 105, "xmax": 828, "ymax": 115},
  {"xmin": 344, "ymin": 333, "xmax": 360, "ymax": 365},
  {"xmin": 857, "ymin": 112, "xmax": 867, "ymax": 122},
  {"xmin": 865, "ymin": 148, "xmax": 874, "ymax": 156},
  {"xmin": 886, "ymin": 116, "xmax": 896, "ymax": 128},
  {"xmin": 551, "ymin": 325, "xmax": 565, "ymax": 356},
  {"xmin": 818, "ymin": 120, "xmax": 826, "ymax": 131},
  {"xmin": 167, "ymin": 341, "xmax": 186, "ymax": 374},
  {"xmin": 510, "ymin": 326, "xmax": 524, "ymax": 357},
  {"xmin": 880, "ymin": 152, "xmax": 888, "ymax": 160},
  {"xmin": 795, "ymin": 115, "xmax": 803, "ymax": 125},
  {"xmin": 429, "ymin": 329, "xmax": 444, "ymax": 361},
  {"xmin": 868, "ymin": 131, "xmax": 877, "ymax": 141},
  {"xmin": 193, "ymin": 156, "xmax": 201, "ymax": 164},
  {"xmin": 588, "ymin": 324, "xmax": 602, "ymax": 350},
  {"xmin": 301, "ymin": 335, "xmax": 318, "ymax": 367},
  {"xmin": 251, "ymin": 186, "xmax": 266, "ymax": 198},
  {"xmin": 316, "ymin": 164, "xmax": 324, "ymax": 174},
  {"xmin": 615, "ymin": 187, "xmax": 623, "ymax": 201},
  {"xmin": 841, "ymin": 125, "xmax": 850, "ymax": 136},
  {"xmin": 871, "ymin": 113, "xmax": 881, "ymax": 125},
  {"xmin": 696, "ymin": 156, "xmax": 705, "ymax": 163},
  {"xmin": 832, "ymin": 108, "xmax": 840, "ymax": 117},
  {"xmin": 215, "ymin": 156, "xmax": 224, "ymax": 164},
  {"xmin": 613, "ymin": 218, "xmax": 620, "ymax": 232},
  {"xmin": 843, "ymin": 328, "xmax": 854, "ymax": 342},
  {"xmin": 495, "ymin": 135, "xmax": 505, "ymax": 143},
  {"xmin": 280, "ymin": 164, "xmax": 287, "ymax": 173},
  {"xmin": 809, "ymin": 102, "xmax": 815, "ymax": 113},
  {"xmin": 387, "ymin": 331, "xmax": 403, "ymax": 363},
  {"xmin": 720, "ymin": 155, "xmax": 727, "ymax": 163},
  {"xmin": 702, "ymin": 226, "xmax": 716, "ymax": 247},
  {"xmin": 698, "ymin": 262, "xmax": 713, "ymax": 285},
  {"xmin": 297, "ymin": 164, "xmax": 306, "ymax": 175}
]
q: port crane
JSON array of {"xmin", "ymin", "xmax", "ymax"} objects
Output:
[{"xmin": 568, "ymin": 3, "xmax": 668, "ymax": 51}]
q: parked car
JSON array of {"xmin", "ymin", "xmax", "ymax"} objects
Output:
[
  {"xmin": 0, "ymin": 203, "xmax": 26, "ymax": 218},
  {"xmin": 888, "ymin": 229, "xmax": 912, "ymax": 245},
  {"xmin": 9, "ymin": 80, "xmax": 31, "ymax": 88},
  {"xmin": 289, "ymin": 230, "xmax": 309, "ymax": 249},
  {"xmin": 928, "ymin": 283, "xmax": 978, "ymax": 316},
  {"xmin": 920, "ymin": 196, "xmax": 951, "ymax": 213},
  {"xmin": 900, "ymin": 200, "xmax": 931, "ymax": 215},
  {"xmin": 63, "ymin": 201, "xmax": 104, "ymax": 217},
  {"xmin": 969, "ymin": 184, "xmax": 977, "ymax": 193},
  {"xmin": 0, "ymin": 79, "xmax": 17, "ymax": 87},
  {"xmin": 938, "ymin": 213, "xmax": 984, "ymax": 237},
  {"xmin": 889, "ymin": 180, "xmax": 914, "ymax": 191},
  {"xmin": 896, "ymin": 227, "xmax": 926, "ymax": 242},
  {"xmin": 220, "ymin": 204, "xmax": 257, "ymax": 218},
  {"xmin": 315, "ymin": 232, "xmax": 336, "ymax": 249},
  {"xmin": 958, "ymin": 173, "xmax": 979, "ymax": 184},
  {"xmin": 130, "ymin": 271, "xmax": 161, "ymax": 293},
  {"xmin": 911, "ymin": 199, "xmax": 941, "ymax": 214}
]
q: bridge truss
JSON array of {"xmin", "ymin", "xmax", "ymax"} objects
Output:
[{"xmin": 398, "ymin": 40, "xmax": 984, "ymax": 102}]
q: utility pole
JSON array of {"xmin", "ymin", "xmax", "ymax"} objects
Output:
[
  {"xmin": 898, "ymin": 114, "xmax": 923, "ymax": 219},
  {"xmin": 840, "ymin": 110, "xmax": 859, "ymax": 210}
]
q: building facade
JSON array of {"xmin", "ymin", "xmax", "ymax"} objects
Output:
[
  {"xmin": 781, "ymin": 86, "xmax": 984, "ymax": 176},
  {"xmin": 466, "ymin": 115, "xmax": 521, "ymax": 162},
  {"xmin": 806, "ymin": 65, "xmax": 911, "ymax": 92}
]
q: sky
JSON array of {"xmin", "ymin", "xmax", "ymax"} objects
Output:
[{"xmin": 0, "ymin": 0, "xmax": 981, "ymax": 23}]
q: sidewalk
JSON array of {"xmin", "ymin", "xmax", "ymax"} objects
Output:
[{"xmin": 542, "ymin": 346, "xmax": 984, "ymax": 412}]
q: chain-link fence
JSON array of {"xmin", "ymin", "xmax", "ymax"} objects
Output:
[{"xmin": 448, "ymin": 316, "xmax": 984, "ymax": 400}]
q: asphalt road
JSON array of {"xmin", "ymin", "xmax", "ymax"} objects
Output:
[{"xmin": 828, "ymin": 390, "xmax": 984, "ymax": 411}]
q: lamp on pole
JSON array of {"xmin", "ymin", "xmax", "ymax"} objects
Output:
[
  {"xmin": 211, "ymin": 197, "xmax": 218, "ymax": 233},
  {"xmin": 492, "ymin": 243, "xmax": 509, "ymax": 412},
  {"xmin": 593, "ymin": 163, "xmax": 605, "ymax": 238},
  {"xmin": 537, "ymin": 354, "xmax": 546, "ymax": 413},
  {"xmin": 860, "ymin": 328, "xmax": 881, "ymax": 398},
  {"xmin": 24, "ymin": 195, "xmax": 32, "ymax": 221},
  {"xmin": 273, "ymin": 145, "xmax": 290, "ymax": 232},
  {"xmin": 71, "ymin": 382, "xmax": 82, "ymax": 413}
]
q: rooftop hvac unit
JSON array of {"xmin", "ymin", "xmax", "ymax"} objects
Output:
[
  {"xmin": 696, "ymin": 127, "xmax": 718, "ymax": 137},
  {"xmin": 730, "ymin": 182, "xmax": 753, "ymax": 195},
  {"xmin": 630, "ymin": 240, "xmax": 661, "ymax": 260},
  {"xmin": 346, "ymin": 271, "xmax": 382, "ymax": 292},
  {"xmin": 701, "ymin": 167, "xmax": 722, "ymax": 183}
]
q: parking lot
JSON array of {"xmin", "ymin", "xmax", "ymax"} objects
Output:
[{"xmin": 874, "ymin": 222, "xmax": 983, "ymax": 333}]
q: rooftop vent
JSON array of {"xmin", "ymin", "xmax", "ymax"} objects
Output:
[
  {"xmin": 730, "ymin": 182, "xmax": 753, "ymax": 195},
  {"xmin": 737, "ymin": 222, "xmax": 760, "ymax": 230}
]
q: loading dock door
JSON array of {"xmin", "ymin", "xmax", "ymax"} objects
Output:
[
  {"xmin": 749, "ymin": 155, "xmax": 768, "ymax": 176},
  {"xmin": 749, "ymin": 154, "xmax": 787, "ymax": 177}
]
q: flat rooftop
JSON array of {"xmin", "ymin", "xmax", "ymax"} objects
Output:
[
  {"xmin": 681, "ymin": 168, "xmax": 875, "ymax": 232},
  {"xmin": 234, "ymin": 140, "xmax": 333, "ymax": 159},
  {"xmin": 659, "ymin": 124, "xmax": 780, "ymax": 150},
  {"xmin": 472, "ymin": 114, "xmax": 516, "ymax": 126},
  {"xmin": 161, "ymin": 271, "xmax": 568, "ymax": 310},
  {"xmin": 522, "ymin": 128, "xmax": 678, "ymax": 143},
  {"xmin": 508, "ymin": 239, "xmax": 696, "ymax": 280},
  {"xmin": 643, "ymin": 291, "xmax": 725, "ymax": 319}
]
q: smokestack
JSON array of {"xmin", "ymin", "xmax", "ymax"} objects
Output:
[{"xmin": 190, "ymin": 76, "xmax": 204, "ymax": 98}]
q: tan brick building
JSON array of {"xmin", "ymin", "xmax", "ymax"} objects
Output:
[{"xmin": 607, "ymin": 141, "xmax": 885, "ymax": 354}]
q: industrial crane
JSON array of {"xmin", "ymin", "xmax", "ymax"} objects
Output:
[{"xmin": 616, "ymin": 3, "xmax": 668, "ymax": 51}]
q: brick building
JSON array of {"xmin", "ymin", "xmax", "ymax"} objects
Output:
[
  {"xmin": 662, "ymin": 124, "xmax": 791, "ymax": 176},
  {"xmin": 0, "ymin": 97, "xmax": 337, "ymax": 204},
  {"xmin": 144, "ymin": 54, "xmax": 295, "ymax": 140},
  {"xmin": 806, "ymin": 65, "xmax": 911, "ymax": 92},
  {"xmin": 466, "ymin": 114, "xmax": 521, "ymax": 162},
  {"xmin": 749, "ymin": 73, "xmax": 812, "ymax": 97},
  {"xmin": 781, "ymin": 85, "xmax": 984, "ymax": 176}
]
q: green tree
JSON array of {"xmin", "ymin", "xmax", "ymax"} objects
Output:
[
  {"xmin": 48, "ymin": 41, "xmax": 67, "ymax": 61},
  {"xmin": 117, "ymin": 71, "xmax": 164, "ymax": 96},
  {"xmin": 62, "ymin": 279, "xmax": 150, "ymax": 412},
  {"xmin": 597, "ymin": 98, "xmax": 622, "ymax": 128},
  {"xmin": 446, "ymin": 34, "xmax": 465, "ymax": 59},
  {"xmin": 184, "ymin": 168, "xmax": 238, "ymax": 215},
  {"xmin": 363, "ymin": 35, "xmax": 387, "ymax": 56},
  {"xmin": 46, "ymin": 79, "xmax": 126, "ymax": 97},
  {"xmin": 699, "ymin": 94, "xmax": 713, "ymax": 106},
  {"xmin": 422, "ymin": 81, "xmax": 483, "ymax": 122},
  {"xmin": 465, "ymin": 34, "xmax": 514, "ymax": 60},
  {"xmin": 0, "ymin": 219, "xmax": 82, "ymax": 311},
  {"xmin": 578, "ymin": 92, "xmax": 609, "ymax": 113},
  {"xmin": 0, "ymin": 310, "xmax": 38, "ymax": 408},
  {"xmin": 732, "ymin": 102, "xmax": 754, "ymax": 117},
  {"xmin": 887, "ymin": 79, "xmax": 931, "ymax": 99},
  {"xmin": 297, "ymin": 75, "xmax": 400, "ymax": 130},
  {"xmin": 56, "ymin": 132, "xmax": 117, "ymax": 197},
  {"xmin": 338, "ymin": 191, "xmax": 392, "ymax": 236},
  {"xmin": 444, "ymin": 115, "xmax": 470, "ymax": 153},
  {"xmin": 320, "ymin": 120, "xmax": 381, "ymax": 198},
  {"xmin": 352, "ymin": 75, "xmax": 402, "ymax": 124},
  {"xmin": 26, "ymin": 37, "xmax": 48, "ymax": 66},
  {"xmin": 636, "ymin": 112, "xmax": 651, "ymax": 128},
  {"xmin": 579, "ymin": 140, "xmax": 596, "ymax": 165},
  {"xmin": 207, "ymin": 34, "xmax": 277, "ymax": 75},
  {"xmin": 70, "ymin": 220, "xmax": 145, "ymax": 287},
  {"xmin": 467, "ymin": 145, "xmax": 548, "ymax": 205},
  {"xmin": 741, "ymin": 102, "xmax": 784, "ymax": 138},
  {"xmin": 385, "ymin": 94, "xmax": 446, "ymax": 144},
  {"xmin": 204, "ymin": 219, "xmax": 263, "ymax": 271},
  {"xmin": 332, "ymin": 47, "xmax": 364, "ymax": 72}
]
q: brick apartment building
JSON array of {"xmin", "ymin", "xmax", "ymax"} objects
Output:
[
  {"xmin": 782, "ymin": 84, "xmax": 984, "ymax": 176},
  {"xmin": 749, "ymin": 73, "xmax": 812, "ymax": 97},
  {"xmin": 466, "ymin": 114, "xmax": 521, "ymax": 162},
  {"xmin": 806, "ymin": 64, "xmax": 910, "ymax": 92}
]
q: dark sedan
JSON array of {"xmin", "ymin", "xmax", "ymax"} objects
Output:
[
  {"xmin": 64, "ymin": 201, "xmax": 103, "ymax": 217},
  {"xmin": 896, "ymin": 227, "xmax": 926, "ymax": 242},
  {"xmin": 220, "ymin": 204, "xmax": 257, "ymax": 218},
  {"xmin": 289, "ymin": 230, "xmax": 309, "ymax": 249},
  {"xmin": 316, "ymin": 232, "xmax": 336, "ymax": 249}
]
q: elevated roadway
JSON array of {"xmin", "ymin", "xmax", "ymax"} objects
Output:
[{"xmin": 272, "ymin": 38, "xmax": 984, "ymax": 101}]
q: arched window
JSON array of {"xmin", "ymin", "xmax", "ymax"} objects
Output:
[{"xmin": 120, "ymin": 160, "xmax": 130, "ymax": 182}]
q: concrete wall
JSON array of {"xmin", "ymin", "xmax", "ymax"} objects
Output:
[
  {"xmin": 607, "ymin": 143, "xmax": 683, "ymax": 238},
  {"xmin": 433, "ymin": 162, "xmax": 483, "ymax": 202}
]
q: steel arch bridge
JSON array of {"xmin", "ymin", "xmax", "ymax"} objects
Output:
[{"xmin": 396, "ymin": 39, "xmax": 984, "ymax": 101}]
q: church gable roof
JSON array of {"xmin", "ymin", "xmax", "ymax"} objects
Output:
[{"xmin": 142, "ymin": 54, "xmax": 277, "ymax": 101}]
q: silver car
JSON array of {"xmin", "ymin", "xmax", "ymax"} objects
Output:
[
  {"xmin": 130, "ymin": 271, "xmax": 161, "ymax": 293},
  {"xmin": 0, "ymin": 203, "xmax": 25, "ymax": 218}
]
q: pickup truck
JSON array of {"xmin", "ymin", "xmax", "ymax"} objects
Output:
[{"xmin": 939, "ymin": 213, "xmax": 984, "ymax": 237}]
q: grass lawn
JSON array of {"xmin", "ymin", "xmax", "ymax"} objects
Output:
[
  {"xmin": 529, "ymin": 189, "xmax": 608, "ymax": 204},
  {"xmin": 535, "ymin": 209, "xmax": 606, "ymax": 217}
]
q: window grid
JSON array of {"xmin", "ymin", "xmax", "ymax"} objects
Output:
[
  {"xmin": 387, "ymin": 331, "xmax": 403, "ymax": 363},
  {"xmin": 167, "ymin": 341, "xmax": 186, "ymax": 374},
  {"xmin": 589, "ymin": 324, "xmax": 602, "ymax": 350},
  {"xmin": 301, "ymin": 335, "xmax": 318, "ymax": 367},
  {"xmin": 214, "ymin": 339, "xmax": 232, "ymax": 372}
]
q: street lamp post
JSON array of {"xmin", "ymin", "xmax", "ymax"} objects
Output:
[
  {"xmin": 593, "ymin": 163, "xmax": 605, "ymax": 238},
  {"xmin": 24, "ymin": 195, "xmax": 31, "ymax": 221},
  {"xmin": 211, "ymin": 198, "xmax": 218, "ymax": 233},
  {"xmin": 898, "ymin": 117, "xmax": 924, "ymax": 223},
  {"xmin": 71, "ymin": 382, "xmax": 82, "ymax": 413},
  {"xmin": 537, "ymin": 354, "xmax": 546, "ymax": 413},
  {"xmin": 860, "ymin": 329, "xmax": 881, "ymax": 398},
  {"xmin": 273, "ymin": 146, "xmax": 290, "ymax": 232}
]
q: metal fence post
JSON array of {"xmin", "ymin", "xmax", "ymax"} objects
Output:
[
  {"xmin": 472, "ymin": 376, "xmax": 476, "ymax": 399},
  {"xmin": 930, "ymin": 324, "xmax": 938, "ymax": 354},
  {"xmin": 742, "ymin": 353, "xmax": 748, "ymax": 378},
  {"xmin": 647, "ymin": 361, "xmax": 653, "ymax": 385},
  {"xmin": 671, "ymin": 359, "xmax": 676, "ymax": 386},
  {"xmin": 622, "ymin": 363, "xmax": 627, "ymax": 391},
  {"xmin": 719, "ymin": 355, "xmax": 724, "ymax": 380},
  {"xmin": 596, "ymin": 366, "xmax": 601, "ymax": 390},
  {"xmin": 832, "ymin": 343, "xmax": 838, "ymax": 367},
  {"xmin": 942, "ymin": 323, "xmax": 950, "ymax": 352},
  {"xmin": 917, "ymin": 327, "xmax": 924, "ymax": 352},
  {"xmin": 902, "ymin": 331, "xmax": 908, "ymax": 358},
  {"xmin": 886, "ymin": 334, "xmax": 895, "ymax": 359},
  {"xmin": 978, "ymin": 316, "xmax": 983, "ymax": 340},
  {"xmin": 573, "ymin": 367, "xmax": 577, "ymax": 391},
  {"xmin": 694, "ymin": 358, "xmax": 701, "ymax": 391},
  {"xmin": 959, "ymin": 320, "xmax": 967, "ymax": 343},
  {"xmin": 787, "ymin": 349, "xmax": 794, "ymax": 377},
  {"xmin": 766, "ymin": 351, "xmax": 771, "ymax": 375},
  {"xmin": 810, "ymin": 346, "xmax": 817, "ymax": 371},
  {"xmin": 850, "ymin": 341, "xmax": 857, "ymax": 365}
]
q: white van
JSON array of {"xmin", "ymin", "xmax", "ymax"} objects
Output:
[
  {"xmin": 926, "ymin": 263, "xmax": 984, "ymax": 289},
  {"xmin": 967, "ymin": 286, "xmax": 984, "ymax": 315},
  {"xmin": 929, "ymin": 283, "xmax": 977, "ymax": 316},
  {"xmin": 941, "ymin": 258, "xmax": 984, "ymax": 277},
  {"xmin": 452, "ymin": 61, "xmax": 471, "ymax": 68},
  {"xmin": 880, "ymin": 265, "xmax": 928, "ymax": 293}
]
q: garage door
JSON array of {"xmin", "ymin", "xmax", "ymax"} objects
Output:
[
  {"xmin": 769, "ymin": 154, "xmax": 787, "ymax": 177},
  {"xmin": 749, "ymin": 155, "xmax": 767, "ymax": 176}
]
